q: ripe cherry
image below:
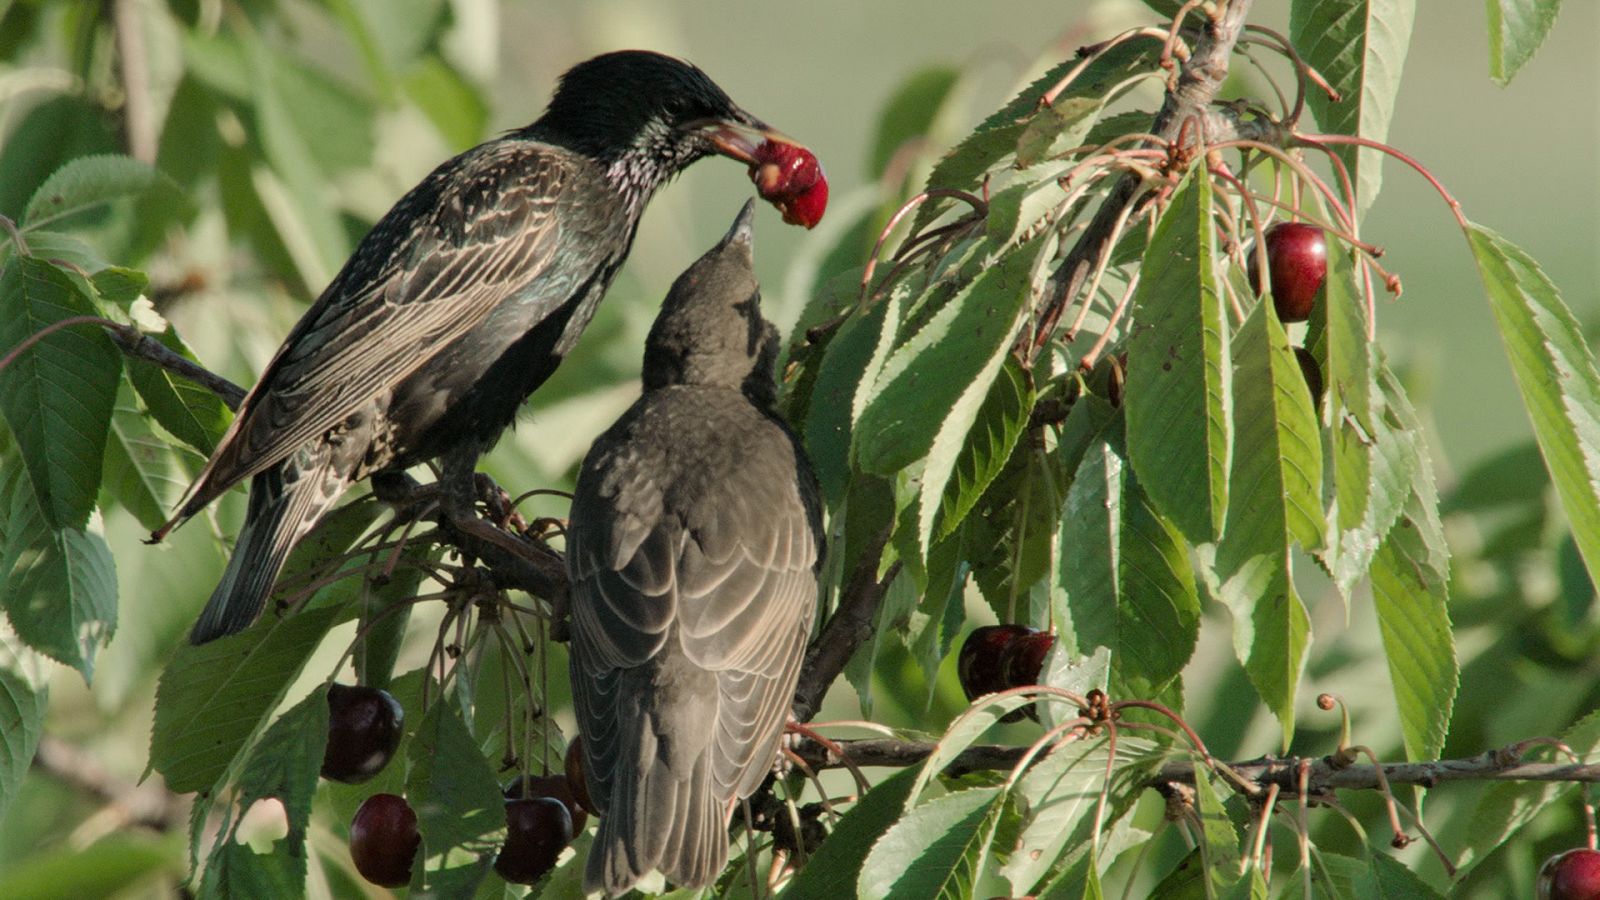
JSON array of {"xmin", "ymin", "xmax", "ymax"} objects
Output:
[
  {"xmin": 349, "ymin": 793, "xmax": 420, "ymax": 888},
  {"xmin": 958, "ymin": 625, "xmax": 1031, "ymax": 702},
  {"xmin": 564, "ymin": 737, "xmax": 599, "ymax": 817},
  {"xmin": 1001, "ymin": 631, "xmax": 1055, "ymax": 689},
  {"xmin": 1247, "ymin": 222, "xmax": 1327, "ymax": 323},
  {"xmin": 494, "ymin": 797, "xmax": 573, "ymax": 885},
  {"xmin": 505, "ymin": 772, "xmax": 588, "ymax": 834},
  {"xmin": 1540, "ymin": 848, "xmax": 1600, "ymax": 899},
  {"xmin": 322, "ymin": 684, "xmax": 404, "ymax": 784},
  {"xmin": 749, "ymin": 140, "xmax": 828, "ymax": 229}
]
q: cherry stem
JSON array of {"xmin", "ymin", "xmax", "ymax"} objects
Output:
[
  {"xmin": 857, "ymin": 189, "xmax": 986, "ymax": 309},
  {"xmin": 1293, "ymin": 133, "xmax": 1468, "ymax": 228},
  {"xmin": 1044, "ymin": 28, "xmax": 1175, "ymax": 108}
]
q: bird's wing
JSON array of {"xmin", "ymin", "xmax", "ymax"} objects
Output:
[
  {"xmin": 568, "ymin": 410, "xmax": 821, "ymax": 812},
  {"xmin": 180, "ymin": 143, "xmax": 580, "ymax": 513}
]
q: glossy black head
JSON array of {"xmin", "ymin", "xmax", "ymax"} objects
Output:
[
  {"xmin": 534, "ymin": 51, "xmax": 768, "ymax": 168},
  {"xmin": 643, "ymin": 200, "xmax": 778, "ymax": 403}
]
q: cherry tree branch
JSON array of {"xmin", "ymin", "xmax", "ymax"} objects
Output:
[
  {"xmin": 1034, "ymin": 0, "xmax": 1258, "ymax": 344},
  {"xmin": 789, "ymin": 736, "xmax": 1600, "ymax": 791}
]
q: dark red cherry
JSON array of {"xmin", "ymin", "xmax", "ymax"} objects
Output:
[
  {"xmin": 505, "ymin": 772, "xmax": 588, "ymax": 834},
  {"xmin": 494, "ymin": 797, "xmax": 573, "ymax": 885},
  {"xmin": 349, "ymin": 793, "xmax": 420, "ymax": 888},
  {"xmin": 1001, "ymin": 631, "xmax": 1056, "ymax": 689},
  {"xmin": 322, "ymin": 684, "xmax": 404, "ymax": 784},
  {"xmin": 958, "ymin": 625, "xmax": 1030, "ymax": 701},
  {"xmin": 1540, "ymin": 848, "xmax": 1600, "ymax": 899},
  {"xmin": 1248, "ymin": 222, "xmax": 1327, "ymax": 323},
  {"xmin": 749, "ymin": 140, "xmax": 828, "ymax": 228}
]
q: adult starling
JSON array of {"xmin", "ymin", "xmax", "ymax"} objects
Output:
[
  {"xmin": 567, "ymin": 201, "xmax": 822, "ymax": 895},
  {"xmin": 158, "ymin": 50, "xmax": 817, "ymax": 644}
]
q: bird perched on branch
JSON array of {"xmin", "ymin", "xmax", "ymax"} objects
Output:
[
  {"xmin": 153, "ymin": 50, "xmax": 824, "ymax": 644},
  {"xmin": 567, "ymin": 201, "xmax": 822, "ymax": 895}
]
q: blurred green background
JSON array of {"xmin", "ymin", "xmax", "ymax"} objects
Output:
[{"xmin": 1, "ymin": 0, "xmax": 1596, "ymax": 895}]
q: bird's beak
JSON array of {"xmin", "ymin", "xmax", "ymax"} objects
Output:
[
  {"xmin": 701, "ymin": 119, "xmax": 786, "ymax": 165},
  {"xmin": 721, "ymin": 199, "xmax": 757, "ymax": 249}
]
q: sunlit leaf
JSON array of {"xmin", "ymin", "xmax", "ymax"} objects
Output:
[
  {"xmin": 859, "ymin": 785, "xmax": 1006, "ymax": 900},
  {"xmin": 150, "ymin": 607, "xmax": 342, "ymax": 793},
  {"xmin": 1470, "ymin": 223, "xmax": 1600, "ymax": 598},
  {"xmin": 1125, "ymin": 169, "xmax": 1231, "ymax": 545},
  {"xmin": 1487, "ymin": 0, "xmax": 1563, "ymax": 84},
  {"xmin": 1206, "ymin": 302, "xmax": 1323, "ymax": 741},
  {"xmin": 784, "ymin": 767, "xmax": 920, "ymax": 899},
  {"xmin": 857, "ymin": 236, "xmax": 1044, "ymax": 477},
  {"xmin": 1290, "ymin": 0, "xmax": 1416, "ymax": 217}
]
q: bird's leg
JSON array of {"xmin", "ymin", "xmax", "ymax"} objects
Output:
[
  {"xmin": 435, "ymin": 449, "xmax": 542, "ymax": 561},
  {"xmin": 473, "ymin": 471, "xmax": 527, "ymax": 532}
]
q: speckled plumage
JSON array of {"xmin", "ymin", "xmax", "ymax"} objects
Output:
[
  {"xmin": 567, "ymin": 202, "xmax": 823, "ymax": 895},
  {"xmin": 169, "ymin": 51, "xmax": 776, "ymax": 643}
]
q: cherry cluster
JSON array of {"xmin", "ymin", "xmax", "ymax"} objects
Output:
[{"xmin": 325, "ymin": 684, "xmax": 593, "ymax": 887}]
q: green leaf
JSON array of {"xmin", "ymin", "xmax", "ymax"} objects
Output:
[
  {"xmin": 0, "ymin": 665, "xmax": 45, "ymax": 823},
  {"xmin": 871, "ymin": 67, "xmax": 962, "ymax": 177},
  {"xmin": 1207, "ymin": 302, "xmax": 1323, "ymax": 742},
  {"xmin": 125, "ymin": 324, "xmax": 232, "ymax": 455},
  {"xmin": 22, "ymin": 154, "xmax": 177, "ymax": 232},
  {"xmin": 1061, "ymin": 442, "xmax": 1200, "ymax": 701},
  {"xmin": 233, "ymin": 687, "xmax": 328, "ymax": 862},
  {"xmin": 858, "ymin": 785, "xmax": 1005, "ymax": 900},
  {"xmin": 1015, "ymin": 97, "xmax": 1103, "ymax": 169},
  {"xmin": 1192, "ymin": 772, "xmax": 1240, "ymax": 891},
  {"xmin": 198, "ymin": 840, "xmax": 303, "ymax": 900},
  {"xmin": 0, "ymin": 258, "xmax": 121, "ymax": 530},
  {"xmin": 405, "ymin": 701, "xmax": 503, "ymax": 851},
  {"xmin": 3, "ymin": 523, "xmax": 117, "ymax": 679},
  {"xmin": 1470, "ymin": 224, "xmax": 1600, "ymax": 600},
  {"xmin": 857, "ymin": 236, "xmax": 1044, "ymax": 477},
  {"xmin": 783, "ymin": 767, "xmax": 920, "ymax": 900},
  {"xmin": 804, "ymin": 282, "xmax": 902, "ymax": 507},
  {"xmin": 1116, "ymin": 471, "xmax": 1201, "ymax": 698},
  {"xmin": 936, "ymin": 356, "xmax": 1032, "ymax": 542},
  {"xmin": 90, "ymin": 266, "xmax": 149, "ymax": 308},
  {"xmin": 1370, "ymin": 477, "xmax": 1456, "ymax": 761},
  {"xmin": 1487, "ymin": 0, "xmax": 1562, "ymax": 84},
  {"xmin": 149, "ymin": 607, "xmax": 342, "ymax": 793},
  {"xmin": 103, "ymin": 388, "xmax": 180, "ymax": 530},
  {"xmin": 1319, "ymin": 244, "xmax": 1409, "ymax": 598},
  {"xmin": 914, "ymin": 38, "xmax": 1158, "ymax": 231},
  {"xmin": 1290, "ymin": 0, "xmax": 1416, "ymax": 217},
  {"xmin": 1125, "ymin": 169, "xmax": 1231, "ymax": 544},
  {"xmin": 1000, "ymin": 736, "xmax": 1129, "ymax": 895},
  {"xmin": 970, "ymin": 439, "xmax": 1068, "ymax": 624},
  {"xmin": 908, "ymin": 693, "xmax": 1039, "ymax": 809}
]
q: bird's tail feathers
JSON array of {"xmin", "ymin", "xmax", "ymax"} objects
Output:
[
  {"xmin": 188, "ymin": 461, "xmax": 345, "ymax": 644},
  {"xmin": 585, "ymin": 754, "xmax": 727, "ymax": 896}
]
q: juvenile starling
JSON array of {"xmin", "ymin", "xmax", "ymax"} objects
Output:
[
  {"xmin": 158, "ymin": 51, "xmax": 818, "ymax": 643},
  {"xmin": 567, "ymin": 201, "xmax": 822, "ymax": 895}
]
